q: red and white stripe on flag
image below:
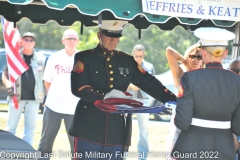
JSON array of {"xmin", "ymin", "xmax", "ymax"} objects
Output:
[
  {"xmin": 2, "ymin": 18, "xmax": 29, "ymax": 84},
  {"xmin": 1, "ymin": 17, "xmax": 29, "ymax": 109}
]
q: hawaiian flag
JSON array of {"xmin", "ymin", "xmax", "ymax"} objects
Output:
[{"xmin": 1, "ymin": 17, "xmax": 29, "ymax": 109}]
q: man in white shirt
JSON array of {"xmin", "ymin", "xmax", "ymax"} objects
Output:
[{"xmin": 38, "ymin": 29, "xmax": 80, "ymax": 160}]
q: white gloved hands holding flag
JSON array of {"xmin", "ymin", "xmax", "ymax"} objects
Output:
[
  {"xmin": 165, "ymin": 101, "xmax": 177, "ymax": 115},
  {"xmin": 104, "ymin": 89, "xmax": 133, "ymax": 100}
]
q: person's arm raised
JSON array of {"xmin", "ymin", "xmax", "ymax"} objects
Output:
[{"xmin": 166, "ymin": 46, "xmax": 185, "ymax": 87}]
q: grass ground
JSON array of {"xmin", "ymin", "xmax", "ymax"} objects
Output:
[
  {"xmin": 0, "ymin": 103, "xmax": 8, "ymax": 111},
  {"xmin": 0, "ymin": 107, "xmax": 170, "ymax": 160}
]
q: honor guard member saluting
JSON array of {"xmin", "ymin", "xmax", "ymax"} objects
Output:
[
  {"xmin": 70, "ymin": 20, "xmax": 177, "ymax": 160},
  {"xmin": 171, "ymin": 27, "xmax": 240, "ymax": 160}
]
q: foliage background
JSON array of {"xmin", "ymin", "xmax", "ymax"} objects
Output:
[{"xmin": 0, "ymin": 17, "xmax": 200, "ymax": 74}]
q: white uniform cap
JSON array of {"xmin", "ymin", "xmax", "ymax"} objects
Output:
[
  {"xmin": 93, "ymin": 20, "xmax": 128, "ymax": 38},
  {"xmin": 194, "ymin": 27, "xmax": 235, "ymax": 47},
  {"xmin": 62, "ymin": 29, "xmax": 79, "ymax": 40}
]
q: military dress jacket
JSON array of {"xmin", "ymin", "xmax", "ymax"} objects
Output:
[
  {"xmin": 69, "ymin": 44, "xmax": 176, "ymax": 148},
  {"xmin": 171, "ymin": 62, "xmax": 240, "ymax": 160}
]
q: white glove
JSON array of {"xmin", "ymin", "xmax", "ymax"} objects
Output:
[
  {"xmin": 104, "ymin": 89, "xmax": 133, "ymax": 99},
  {"xmin": 165, "ymin": 101, "xmax": 177, "ymax": 115}
]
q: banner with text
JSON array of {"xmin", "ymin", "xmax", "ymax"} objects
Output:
[{"xmin": 142, "ymin": 0, "xmax": 240, "ymax": 22}]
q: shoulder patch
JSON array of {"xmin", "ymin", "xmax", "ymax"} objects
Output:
[
  {"xmin": 73, "ymin": 59, "xmax": 84, "ymax": 73},
  {"xmin": 178, "ymin": 83, "xmax": 184, "ymax": 97},
  {"xmin": 138, "ymin": 64, "xmax": 146, "ymax": 74}
]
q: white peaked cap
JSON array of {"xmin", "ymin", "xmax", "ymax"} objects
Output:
[
  {"xmin": 93, "ymin": 20, "xmax": 128, "ymax": 38},
  {"xmin": 194, "ymin": 27, "xmax": 235, "ymax": 47}
]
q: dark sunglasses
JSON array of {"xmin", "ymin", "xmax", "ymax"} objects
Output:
[
  {"xmin": 230, "ymin": 68, "xmax": 240, "ymax": 74},
  {"xmin": 189, "ymin": 55, "xmax": 202, "ymax": 60},
  {"xmin": 24, "ymin": 38, "xmax": 34, "ymax": 42}
]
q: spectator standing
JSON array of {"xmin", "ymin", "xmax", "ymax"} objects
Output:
[
  {"xmin": 2, "ymin": 32, "xmax": 46, "ymax": 146},
  {"xmin": 127, "ymin": 44, "xmax": 155, "ymax": 160},
  {"xmin": 38, "ymin": 29, "xmax": 80, "ymax": 160}
]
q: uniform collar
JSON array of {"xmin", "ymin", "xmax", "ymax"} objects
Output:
[
  {"xmin": 205, "ymin": 62, "xmax": 223, "ymax": 69},
  {"xmin": 96, "ymin": 44, "xmax": 115, "ymax": 57}
]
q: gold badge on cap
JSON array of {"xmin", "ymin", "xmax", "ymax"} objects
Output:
[
  {"xmin": 113, "ymin": 22, "xmax": 118, "ymax": 26},
  {"xmin": 73, "ymin": 59, "xmax": 84, "ymax": 73},
  {"xmin": 138, "ymin": 64, "xmax": 146, "ymax": 74},
  {"xmin": 178, "ymin": 84, "xmax": 184, "ymax": 97}
]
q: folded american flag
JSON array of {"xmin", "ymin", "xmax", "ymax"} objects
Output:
[{"xmin": 94, "ymin": 98, "xmax": 175, "ymax": 114}]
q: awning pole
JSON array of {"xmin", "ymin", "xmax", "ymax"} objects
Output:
[
  {"xmin": 98, "ymin": 13, "xmax": 102, "ymax": 27},
  {"xmin": 138, "ymin": 15, "xmax": 142, "ymax": 39},
  {"xmin": 80, "ymin": 23, "xmax": 83, "ymax": 35},
  {"xmin": 138, "ymin": 29, "xmax": 141, "ymax": 40},
  {"xmin": 231, "ymin": 22, "xmax": 240, "ymax": 60}
]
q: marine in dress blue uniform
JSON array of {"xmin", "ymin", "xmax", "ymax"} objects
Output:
[
  {"xmin": 171, "ymin": 27, "xmax": 240, "ymax": 160},
  {"xmin": 69, "ymin": 20, "xmax": 177, "ymax": 160}
]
